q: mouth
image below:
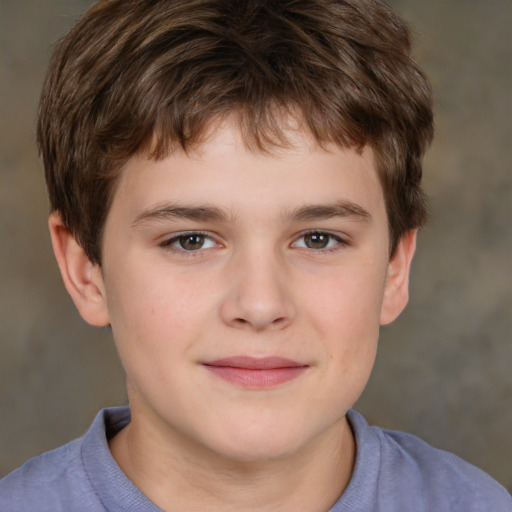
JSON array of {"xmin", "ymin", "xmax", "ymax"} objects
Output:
[{"xmin": 201, "ymin": 356, "xmax": 309, "ymax": 388}]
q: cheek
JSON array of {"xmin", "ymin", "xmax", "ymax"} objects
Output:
[
  {"xmin": 104, "ymin": 262, "xmax": 222, "ymax": 365},
  {"xmin": 302, "ymin": 263, "xmax": 384, "ymax": 393},
  {"xmin": 305, "ymin": 264, "xmax": 386, "ymax": 341},
  {"xmin": 104, "ymin": 275, "xmax": 202, "ymax": 410}
]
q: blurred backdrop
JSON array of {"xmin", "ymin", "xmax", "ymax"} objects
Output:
[{"xmin": 1, "ymin": 0, "xmax": 511, "ymax": 489}]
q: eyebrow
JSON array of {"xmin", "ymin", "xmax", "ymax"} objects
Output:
[
  {"xmin": 285, "ymin": 201, "xmax": 372, "ymax": 223},
  {"xmin": 132, "ymin": 200, "xmax": 372, "ymax": 227},
  {"xmin": 132, "ymin": 204, "xmax": 229, "ymax": 227}
]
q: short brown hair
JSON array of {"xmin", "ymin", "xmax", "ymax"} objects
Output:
[{"xmin": 38, "ymin": 0, "xmax": 433, "ymax": 264}]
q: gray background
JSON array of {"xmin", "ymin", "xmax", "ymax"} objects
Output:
[{"xmin": 1, "ymin": 0, "xmax": 511, "ymax": 489}]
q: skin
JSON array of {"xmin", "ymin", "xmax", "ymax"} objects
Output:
[{"xmin": 49, "ymin": 121, "xmax": 417, "ymax": 511}]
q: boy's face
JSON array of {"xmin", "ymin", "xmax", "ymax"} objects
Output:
[{"xmin": 56, "ymin": 120, "xmax": 415, "ymax": 462}]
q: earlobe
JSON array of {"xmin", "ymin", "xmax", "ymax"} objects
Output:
[
  {"xmin": 380, "ymin": 229, "xmax": 417, "ymax": 326},
  {"xmin": 48, "ymin": 212, "xmax": 110, "ymax": 327}
]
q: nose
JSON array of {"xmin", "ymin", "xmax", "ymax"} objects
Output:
[{"xmin": 219, "ymin": 248, "xmax": 295, "ymax": 332}]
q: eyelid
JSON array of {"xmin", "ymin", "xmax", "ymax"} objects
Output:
[
  {"xmin": 159, "ymin": 230, "xmax": 220, "ymax": 251},
  {"xmin": 291, "ymin": 230, "xmax": 348, "ymax": 250},
  {"xmin": 158, "ymin": 229, "xmax": 348, "ymax": 253}
]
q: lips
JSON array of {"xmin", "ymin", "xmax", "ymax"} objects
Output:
[{"xmin": 202, "ymin": 356, "xmax": 309, "ymax": 388}]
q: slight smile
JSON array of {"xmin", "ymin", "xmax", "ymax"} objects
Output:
[{"xmin": 202, "ymin": 357, "xmax": 310, "ymax": 389}]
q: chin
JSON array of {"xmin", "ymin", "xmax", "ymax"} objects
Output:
[
  {"xmin": 213, "ymin": 437, "xmax": 303, "ymax": 464},
  {"xmin": 200, "ymin": 417, "xmax": 322, "ymax": 464}
]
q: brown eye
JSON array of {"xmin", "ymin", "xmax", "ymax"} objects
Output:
[
  {"xmin": 303, "ymin": 233, "xmax": 331, "ymax": 249},
  {"xmin": 178, "ymin": 234, "xmax": 207, "ymax": 250},
  {"xmin": 161, "ymin": 232, "xmax": 217, "ymax": 253},
  {"xmin": 291, "ymin": 231, "xmax": 345, "ymax": 251}
]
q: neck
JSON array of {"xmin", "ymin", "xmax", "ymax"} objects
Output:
[{"xmin": 109, "ymin": 405, "xmax": 356, "ymax": 512}]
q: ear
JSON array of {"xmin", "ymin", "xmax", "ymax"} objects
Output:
[
  {"xmin": 48, "ymin": 212, "xmax": 110, "ymax": 327},
  {"xmin": 380, "ymin": 229, "xmax": 417, "ymax": 326}
]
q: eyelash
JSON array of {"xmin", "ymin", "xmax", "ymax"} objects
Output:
[
  {"xmin": 291, "ymin": 231, "xmax": 348, "ymax": 252},
  {"xmin": 159, "ymin": 230, "xmax": 348, "ymax": 255},
  {"xmin": 159, "ymin": 231, "xmax": 218, "ymax": 254}
]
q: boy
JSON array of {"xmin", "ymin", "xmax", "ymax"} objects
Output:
[{"xmin": 1, "ymin": 0, "xmax": 510, "ymax": 510}]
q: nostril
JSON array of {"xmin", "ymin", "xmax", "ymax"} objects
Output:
[{"xmin": 231, "ymin": 316, "xmax": 288, "ymax": 330}]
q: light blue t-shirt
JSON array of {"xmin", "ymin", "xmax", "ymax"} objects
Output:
[{"xmin": 0, "ymin": 407, "xmax": 510, "ymax": 511}]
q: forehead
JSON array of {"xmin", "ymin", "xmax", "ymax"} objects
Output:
[
  {"xmin": 138, "ymin": 113, "xmax": 376, "ymax": 179},
  {"xmin": 109, "ymin": 121, "xmax": 386, "ymax": 229}
]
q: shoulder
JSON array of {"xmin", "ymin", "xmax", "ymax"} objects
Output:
[
  {"xmin": 340, "ymin": 410, "xmax": 512, "ymax": 512},
  {"xmin": 0, "ymin": 438, "xmax": 99, "ymax": 511},
  {"xmin": 376, "ymin": 426, "xmax": 511, "ymax": 510},
  {"xmin": 0, "ymin": 407, "xmax": 131, "ymax": 512}
]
